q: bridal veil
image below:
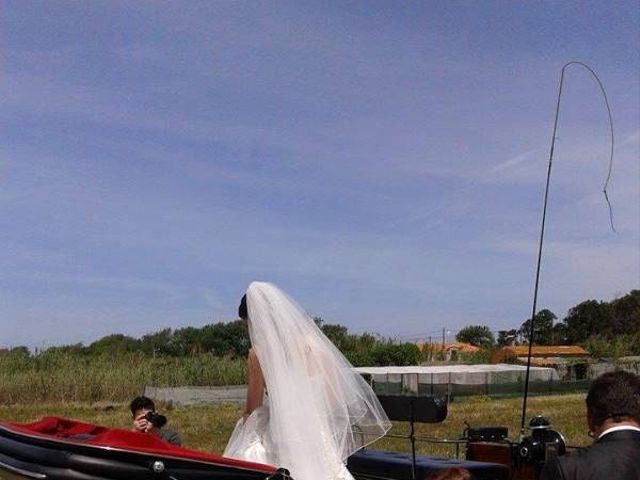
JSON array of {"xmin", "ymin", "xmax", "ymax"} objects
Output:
[{"xmin": 235, "ymin": 281, "xmax": 391, "ymax": 480}]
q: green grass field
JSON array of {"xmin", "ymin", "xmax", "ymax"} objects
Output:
[
  {"xmin": 0, "ymin": 351, "xmax": 593, "ymax": 458},
  {"xmin": 0, "ymin": 393, "xmax": 590, "ymax": 457}
]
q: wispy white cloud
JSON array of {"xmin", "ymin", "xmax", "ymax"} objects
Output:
[
  {"xmin": 489, "ymin": 148, "xmax": 541, "ymax": 174},
  {"xmin": 621, "ymin": 129, "xmax": 640, "ymax": 146}
]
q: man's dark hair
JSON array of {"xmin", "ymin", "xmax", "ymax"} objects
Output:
[
  {"xmin": 130, "ymin": 396, "xmax": 155, "ymax": 416},
  {"xmin": 586, "ymin": 370, "xmax": 640, "ymax": 427},
  {"xmin": 238, "ymin": 294, "xmax": 248, "ymax": 320}
]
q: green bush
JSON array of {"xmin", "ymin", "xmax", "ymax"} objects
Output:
[
  {"xmin": 370, "ymin": 343, "xmax": 421, "ymax": 366},
  {"xmin": 583, "ymin": 333, "xmax": 639, "ymax": 359}
]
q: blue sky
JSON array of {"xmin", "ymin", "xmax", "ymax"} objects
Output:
[{"xmin": 1, "ymin": 1, "xmax": 638, "ymax": 350}]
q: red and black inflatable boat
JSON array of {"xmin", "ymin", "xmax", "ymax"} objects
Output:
[
  {"xmin": 0, "ymin": 415, "xmax": 510, "ymax": 480},
  {"xmin": 0, "ymin": 417, "xmax": 289, "ymax": 480}
]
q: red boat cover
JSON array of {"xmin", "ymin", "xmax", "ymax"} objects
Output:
[{"xmin": 2, "ymin": 416, "xmax": 275, "ymax": 473}]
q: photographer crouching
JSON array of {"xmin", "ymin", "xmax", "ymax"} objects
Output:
[{"xmin": 130, "ymin": 396, "xmax": 182, "ymax": 446}]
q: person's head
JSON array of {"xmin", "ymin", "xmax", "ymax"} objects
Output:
[
  {"xmin": 586, "ymin": 370, "xmax": 640, "ymax": 436},
  {"xmin": 130, "ymin": 396, "xmax": 156, "ymax": 418},
  {"xmin": 425, "ymin": 467, "xmax": 472, "ymax": 480},
  {"xmin": 238, "ymin": 294, "xmax": 248, "ymax": 322}
]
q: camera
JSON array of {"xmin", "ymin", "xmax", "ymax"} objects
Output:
[
  {"xmin": 518, "ymin": 415, "xmax": 566, "ymax": 465},
  {"xmin": 144, "ymin": 411, "xmax": 167, "ymax": 429}
]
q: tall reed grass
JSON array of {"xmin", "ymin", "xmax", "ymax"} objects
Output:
[{"xmin": 0, "ymin": 351, "xmax": 246, "ymax": 404}]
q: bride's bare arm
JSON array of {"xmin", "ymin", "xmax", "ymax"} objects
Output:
[{"xmin": 243, "ymin": 348, "xmax": 265, "ymax": 420}]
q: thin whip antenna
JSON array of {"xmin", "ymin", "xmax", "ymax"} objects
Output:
[
  {"xmin": 569, "ymin": 62, "xmax": 616, "ymax": 232},
  {"xmin": 519, "ymin": 61, "xmax": 616, "ymax": 437}
]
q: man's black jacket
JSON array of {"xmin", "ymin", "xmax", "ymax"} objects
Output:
[{"xmin": 540, "ymin": 429, "xmax": 640, "ymax": 480}]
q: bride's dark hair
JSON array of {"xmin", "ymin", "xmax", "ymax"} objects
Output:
[{"xmin": 238, "ymin": 294, "xmax": 248, "ymax": 320}]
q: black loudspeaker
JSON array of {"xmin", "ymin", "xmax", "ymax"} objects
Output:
[{"xmin": 377, "ymin": 395, "xmax": 448, "ymax": 423}]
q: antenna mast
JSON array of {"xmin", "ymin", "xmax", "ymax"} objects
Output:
[{"xmin": 519, "ymin": 61, "xmax": 615, "ymax": 437}]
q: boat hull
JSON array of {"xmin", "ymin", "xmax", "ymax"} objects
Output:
[{"xmin": 0, "ymin": 418, "xmax": 279, "ymax": 480}]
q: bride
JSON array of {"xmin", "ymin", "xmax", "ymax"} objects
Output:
[{"xmin": 224, "ymin": 282, "xmax": 391, "ymax": 480}]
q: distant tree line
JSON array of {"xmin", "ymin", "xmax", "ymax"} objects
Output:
[
  {"xmin": 313, "ymin": 319, "xmax": 421, "ymax": 367},
  {"xmin": 4, "ymin": 289, "xmax": 637, "ymax": 366},
  {"xmin": 2, "ymin": 318, "xmax": 422, "ymax": 368},
  {"xmin": 33, "ymin": 321, "xmax": 252, "ymax": 359},
  {"xmin": 456, "ymin": 289, "xmax": 640, "ymax": 357}
]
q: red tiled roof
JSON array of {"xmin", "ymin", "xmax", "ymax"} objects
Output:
[
  {"xmin": 503, "ymin": 345, "xmax": 587, "ymax": 357},
  {"xmin": 415, "ymin": 341, "xmax": 480, "ymax": 353},
  {"xmin": 490, "ymin": 345, "xmax": 589, "ymax": 364}
]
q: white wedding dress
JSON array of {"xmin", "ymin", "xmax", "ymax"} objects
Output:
[{"xmin": 224, "ymin": 282, "xmax": 391, "ymax": 480}]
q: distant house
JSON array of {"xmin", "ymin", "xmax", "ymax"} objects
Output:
[
  {"xmin": 417, "ymin": 341, "xmax": 480, "ymax": 362},
  {"xmin": 490, "ymin": 345, "xmax": 591, "ymax": 380}
]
